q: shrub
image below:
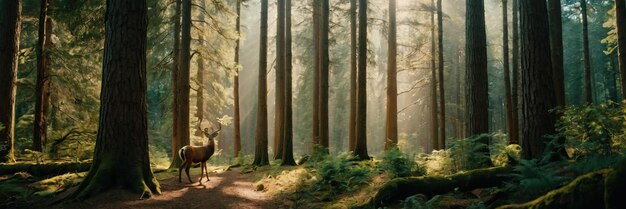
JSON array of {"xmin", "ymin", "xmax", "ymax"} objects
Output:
[
  {"xmin": 448, "ymin": 134, "xmax": 492, "ymax": 170},
  {"xmin": 379, "ymin": 146, "xmax": 423, "ymax": 178},
  {"xmin": 312, "ymin": 153, "xmax": 372, "ymax": 193}
]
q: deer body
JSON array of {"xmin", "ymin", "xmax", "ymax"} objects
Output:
[{"xmin": 178, "ymin": 123, "xmax": 220, "ymax": 183}]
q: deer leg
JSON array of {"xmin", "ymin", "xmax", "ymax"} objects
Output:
[
  {"xmin": 185, "ymin": 164, "xmax": 193, "ymax": 183},
  {"xmin": 178, "ymin": 161, "xmax": 186, "ymax": 183},
  {"xmin": 198, "ymin": 163, "xmax": 205, "ymax": 183},
  {"xmin": 204, "ymin": 162, "xmax": 210, "ymax": 181}
]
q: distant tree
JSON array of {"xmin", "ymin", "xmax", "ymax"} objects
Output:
[
  {"xmin": 320, "ymin": 0, "xmax": 330, "ymax": 150},
  {"xmin": 34, "ymin": 0, "xmax": 52, "ymax": 152},
  {"xmin": 354, "ymin": 0, "xmax": 369, "ymax": 160},
  {"xmin": 502, "ymin": 0, "xmax": 517, "ymax": 147},
  {"xmin": 274, "ymin": 0, "xmax": 286, "ymax": 159},
  {"xmin": 196, "ymin": 31, "xmax": 205, "ymax": 128},
  {"xmin": 511, "ymin": 0, "xmax": 520, "ymax": 144},
  {"xmin": 617, "ymin": 0, "xmax": 626, "ymax": 98},
  {"xmin": 0, "ymin": 0, "xmax": 21, "ymax": 163},
  {"xmin": 253, "ymin": 0, "xmax": 269, "ymax": 166},
  {"xmin": 437, "ymin": 0, "xmax": 446, "ymax": 149},
  {"xmin": 169, "ymin": 0, "xmax": 183, "ymax": 169},
  {"xmin": 582, "ymin": 0, "xmax": 593, "ymax": 104},
  {"xmin": 312, "ymin": 0, "xmax": 321, "ymax": 148},
  {"xmin": 281, "ymin": 0, "xmax": 296, "ymax": 166},
  {"xmin": 349, "ymin": 0, "xmax": 357, "ymax": 152},
  {"xmin": 385, "ymin": 0, "xmax": 398, "ymax": 150},
  {"xmin": 430, "ymin": 0, "xmax": 439, "ymax": 152},
  {"xmin": 465, "ymin": 0, "xmax": 488, "ymax": 136},
  {"xmin": 519, "ymin": 0, "xmax": 558, "ymax": 159},
  {"xmin": 69, "ymin": 0, "xmax": 160, "ymax": 199},
  {"xmin": 233, "ymin": 0, "xmax": 242, "ymax": 158},
  {"xmin": 548, "ymin": 0, "xmax": 565, "ymax": 107}
]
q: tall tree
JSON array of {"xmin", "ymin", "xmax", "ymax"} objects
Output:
[
  {"xmin": 312, "ymin": 0, "xmax": 321, "ymax": 148},
  {"xmin": 69, "ymin": 0, "xmax": 160, "ymax": 199},
  {"xmin": 430, "ymin": 0, "xmax": 439, "ymax": 152},
  {"xmin": 582, "ymin": 0, "xmax": 593, "ymax": 104},
  {"xmin": 349, "ymin": 0, "xmax": 357, "ymax": 152},
  {"xmin": 511, "ymin": 0, "xmax": 520, "ymax": 144},
  {"xmin": 616, "ymin": 0, "xmax": 626, "ymax": 98},
  {"xmin": 169, "ymin": 0, "xmax": 183, "ymax": 169},
  {"xmin": 274, "ymin": 0, "xmax": 286, "ymax": 159},
  {"xmin": 355, "ymin": 0, "xmax": 369, "ymax": 160},
  {"xmin": 466, "ymin": 0, "xmax": 489, "ymax": 136},
  {"xmin": 0, "ymin": 0, "xmax": 21, "ymax": 163},
  {"xmin": 34, "ymin": 0, "xmax": 52, "ymax": 152},
  {"xmin": 385, "ymin": 0, "xmax": 398, "ymax": 150},
  {"xmin": 233, "ymin": 0, "xmax": 242, "ymax": 158},
  {"xmin": 437, "ymin": 0, "xmax": 445, "ymax": 149},
  {"xmin": 196, "ymin": 33, "xmax": 205, "ymax": 129},
  {"xmin": 319, "ymin": 0, "xmax": 330, "ymax": 150},
  {"xmin": 519, "ymin": 0, "xmax": 558, "ymax": 159},
  {"xmin": 281, "ymin": 0, "xmax": 296, "ymax": 166},
  {"xmin": 548, "ymin": 0, "xmax": 565, "ymax": 107},
  {"xmin": 502, "ymin": 0, "xmax": 517, "ymax": 148},
  {"xmin": 175, "ymin": 0, "xmax": 192, "ymax": 168},
  {"xmin": 253, "ymin": 0, "xmax": 269, "ymax": 166}
]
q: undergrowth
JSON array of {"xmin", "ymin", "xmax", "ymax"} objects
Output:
[{"xmin": 378, "ymin": 146, "xmax": 424, "ymax": 178}]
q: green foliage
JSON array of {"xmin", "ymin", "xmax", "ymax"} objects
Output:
[
  {"xmin": 312, "ymin": 153, "xmax": 372, "ymax": 194},
  {"xmin": 378, "ymin": 146, "xmax": 423, "ymax": 178},
  {"xmin": 417, "ymin": 149, "xmax": 455, "ymax": 176},
  {"xmin": 23, "ymin": 149, "xmax": 45, "ymax": 164},
  {"xmin": 557, "ymin": 102, "xmax": 626, "ymax": 158},
  {"xmin": 504, "ymin": 159, "xmax": 569, "ymax": 202},
  {"xmin": 448, "ymin": 135, "xmax": 492, "ymax": 171}
]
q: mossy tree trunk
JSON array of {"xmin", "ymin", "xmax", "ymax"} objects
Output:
[
  {"xmin": 69, "ymin": 0, "xmax": 160, "ymax": 199},
  {"xmin": 0, "ymin": 0, "xmax": 21, "ymax": 163}
]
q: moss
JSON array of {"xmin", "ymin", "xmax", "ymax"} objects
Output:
[
  {"xmin": 604, "ymin": 159, "xmax": 626, "ymax": 209},
  {"xmin": 30, "ymin": 172, "xmax": 86, "ymax": 197},
  {"xmin": 0, "ymin": 162, "xmax": 91, "ymax": 177},
  {"xmin": 496, "ymin": 169, "xmax": 610, "ymax": 209},
  {"xmin": 367, "ymin": 166, "xmax": 512, "ymax": 207}
]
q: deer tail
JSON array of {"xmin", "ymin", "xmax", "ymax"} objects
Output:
[{"xmin": 178, "ymin": 146, "xmax": 187, "ymax": 162}]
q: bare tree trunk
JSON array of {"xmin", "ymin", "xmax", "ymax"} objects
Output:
[
  {"xmin": 233, "ymin": 0, "xmax": 242, "ymax": 158},
  {"xmin": 274, "ymin": 0, "xmax": 286, "ymax": 159},
  {"xmin": 548, "ymin": 0, "xmax": 565, "ymax": 107},
  {"xmin": 355, "ymin": 0, "xmax": 369, "ymax": 160},
  {"xmin": 169, "ymin": 0, "xmax": 182, "ymax": 169},
  {"xmin": 176, "ymin": 0, "xmax": 191, "ymax": 164},
  {"xmin": 281, "ymin": 0, "xmax": 296, "ymax": 166},
  {"xmin": 320, "ymin": 0, "xmax": 330, "ymax": 150},
  {"xmin": 0, "ymin": 0, "xmax": 21, "ymax": 163},
  {"xmin": 519, "ymin": 0, "xmax": 558, "ymax": 160},
  {"xmin": 511, "ymin": 0, "xmax": 520, "ymax": 144},
  {"xmin": 582, "ymin": 0, "xmax": 593, "ymax": 104},
  {"xmin": 312, "ymin": 0, "xmax": 321, "ymax": 149},
  {"xmin": 437, "ymin": 0, "xmax": 445, "ymax": 149},
  {"xmin": 34, "ymin": 0, "xmax": 51, "ymax": 152},
  {"xmin": 349, "ymin": 0, "xmax": 357, "ymax": 152},
  {"xmin": 69, "ymin": 0, "xmax": 160, "ymax": 199},
  {"xmin": 466, "ymin": 0, "xmax": 489, "ymax": 136},
  {"xmin": 195, "ymin": 35, "xmax": 204, "ymax": 129},
  {"xmin": 385, "ymin": 0, "xmax": 398, "ymax": 150},
  {"xmin": 502, "ymin": 0, "xmax": 516, "ymax": 147},
  {"xmin": 254, "ymin": 0, "xmax": 270, "ymax": 166},
  {"xmin": 616, "ymin": 0, "xmax": 626, "ymax": 98},
  {"xmin": 430, "ymin": 0, "xmax": 439, "ymax": 152}
]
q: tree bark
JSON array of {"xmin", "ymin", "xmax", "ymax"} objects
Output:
[
  {"xmin": 466, "ymin": 0, "xmax": 489, "ymax": 136},
  {"xmin": 195, "ymin": 34, "xmax": 204, "ymax": 129},
  {"xmin": 349, "ymin": 0, "xmax": 357, "ymax": 153},
  {"xmin": 616, "ymin": 0, "xmax": 626, "ymax": 99},
  {"xmin": 312, "ymin": 0, "xmax": 321, "ymax": 148},
  {"xmin": 281, "ymin": 0, "xmax": 296, "ymax": 166},
  {"xmin": 274, "ymin": 0, "xmax": 286, "ymax": 160},
  {"xmin": 254, "ymin": 0, "xmax": 269, "ymax": 166},
  {"xmin": 437, "ymin": 0, "xmax": 446, "ymax": 149},
  {"xmin": 169, "ymin": 0, "xmax": 183, "ymax": 169},
  {"xmin": 0, "ymin": 0, "xmax": 21, "ymax": 163},
  {"xmin": 320, "ymin": 0, "xmax": 330, "ymax": 150},
  {"xmin": 519, "ymin": 0, "xmax": 558, "ymax": 159},
  {"xmin": 34, "ymin": 0, "xmax": 52, "ymax": 152},
  {"xmin": 511, "ymin": 0, "xmax": 520, "ymax": 144},
  {"xmin": 385, "ymin": 0, "xmax": 398, "ymax": 150},
  {"xmin": 582, "ymin": 0, "xmax": 593, "ymax": 104},
  {"xmin": 174, "ymin": 0, "xmax": 191, "ymax": 167},
  {"xmin": 69, "ymin": 0, "xmax": 160, "ymax": 199},
  {"xmin": 354, "ymin": 0, "xmax": 369, "ymax": 160},
  {"xmin": 548, "ymin": 0, "xmax": 565, "ymax": 107},
  {"xmin": 430, "ymin": 0, "xmax": 439, "ymax": 152},
  {"xmin": 502, "ymin": 0, "xmax": 517, "ymax": 147},
  {"xmin": 233, "ymin": 0, "xmax": 241, "ymax": 158}
]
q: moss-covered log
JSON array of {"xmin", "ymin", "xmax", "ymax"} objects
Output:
[
  {"xmin": 605, "ymin": 159, "xmax": 626, "ymax": 209},
  {"xmin": 0, "ymin": 162, "xmax": 91, "ymax": 177},
  {"xmin": 368, "ymin": 166, "xmax": 512, "ymax": 207},
  {"xmin": 496, "ymin": 169, "xmax": 610, "ymax": 209}
]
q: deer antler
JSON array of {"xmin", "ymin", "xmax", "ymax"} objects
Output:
[{"xmin": 212, "ymin": 122, "xmax": 222, "ymax": 135}]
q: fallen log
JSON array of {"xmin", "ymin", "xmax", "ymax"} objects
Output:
[
  {"xmin": 366, "ymin": 166, "xmax": 513, "ymax": 207},
  {"xmin": 604, "ymin": 158, "xmax": 626, "ymax": 209},
  {"xmin": 0, "ymin": 162, "xmax": 91, "ymax": 177},
  {"xmin": 496, "ymin": 169, "xmax": 610, "ymax": 209}
]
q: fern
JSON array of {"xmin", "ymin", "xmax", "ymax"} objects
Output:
[
  {"xmin": 312, "ymin": 153, "xmax": 372, "ymax": 194},
  {"xmin": 504, "ymin": 159, "xmax": 568, "ymax": 202},
  {"xmin": 379, "ymin": 146, "xmax": 423, "ymax": 178}
]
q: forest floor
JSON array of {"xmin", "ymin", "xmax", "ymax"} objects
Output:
[{"xmin": 44, "ymin": 167, "xmax": 277, "ymax": 209}]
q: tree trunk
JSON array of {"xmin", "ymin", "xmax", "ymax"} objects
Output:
[
  {"xmin": 519, "ymin": 0, "xmax": 558, "ymax": 160},
  {"xmin": 320, "ymin": 0, "xmax": 330, "ymax": 150},
  {"xmin": 502, "ymin": 0, "xmax": 516, "ymax": 147},
  {"xmin": 233, "ymin": 0, "xmax": 241, "ymax": 158},
  {"xmin": 548, "ymin": 0, "xmax": 565, "ymax": 107},
  {"xmin": 169, "ymin": 0, "xmax": 183, "ymax": 169},
  {"xmin": 0, "ymin": 0, "xmax": 21, "ymax": 163},
  {"xmin": 430, "ymin": 0, "xmax": 439, "ymax": 152},
  {"xmin": 385, "ymin": 0, "xmax": 398, "ymax": 150},
  {"xmin": 582, "ymin": 0, "xmax": 593, "ymax": 104},
  {"xmin": 254, "ymin": 0, "xmax": 270, "ymax": 166},
  {"xmin": 349, "ymin": 0, "xmax": 357, "ymax": 152},
  {"xmin": 466, "ymin": 0, "xmax": 489, "ymax": 136},
  {"xmin": 175, "ymin": 0, "xmax": 191, "ymax": 166},
  {"xmin": 195, "ymin": 34, "xmax": 204, "ymax": 130},
  {"xmin": 511, "ymin": 0, "xmax": 520, "ymax": 144},
  {"xmin": 355, "ymin": 0, "xmax": 369, "ymax": 160},
  {"xmin": 69, "ymin": 0, "xmax": 160, "ymax": 199},
  {"xmin": 274, "ymin": 0, "xmax": 286, "ymax": 160},
  {"xmin": 616, "ymin": 0, "xmax": 626, "ymax": 99},
  {"xmin": 312, "ymin": 0, "xmax": 321, "ymax": 148},
  {"xmin": 281, "ymin": 0, "xmax": 296, "ymax": 166},
  {"xmin": 437, "ymin": 0, "xmax": 446, "ymax": 149},
  {"xmin": 34, "ymin": 0, "xmax": 51, "ymax": 152}
]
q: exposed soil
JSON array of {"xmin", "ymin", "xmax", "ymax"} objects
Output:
[{"xmin": 47, "ymin": 168, "xmax": 275, "ymax": 209}]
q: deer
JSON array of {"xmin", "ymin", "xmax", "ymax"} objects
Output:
[{"xmin": 178, "ymin": 121, "xmax": 221, "ymax": 184}]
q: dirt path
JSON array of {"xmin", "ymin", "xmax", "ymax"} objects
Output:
[{"xmin": 52, "ymin": 168, "xmax": 275, "ymax": 209}]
